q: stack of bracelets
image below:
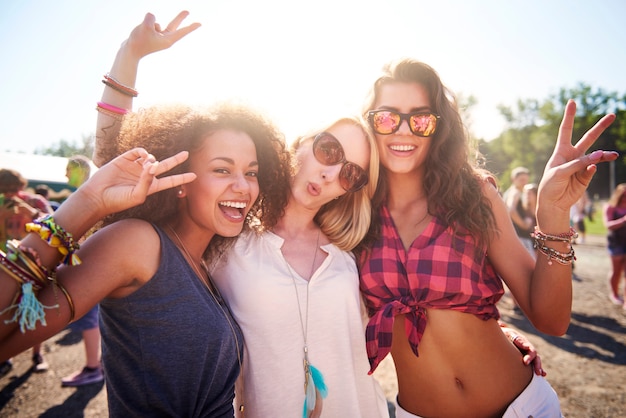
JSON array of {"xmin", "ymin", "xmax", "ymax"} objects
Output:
[
  {"xmin": 96, "ymin": 73, "xmax": 138, "ymax": 121},
  {"xmin": 0, "ymin": 215, "xmax": 79, "ymax": 332},
  {"xmin": 531, "ymin": 226, "xmax": 578, "ymax": 266}
]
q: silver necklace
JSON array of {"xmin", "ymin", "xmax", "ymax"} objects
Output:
[
  {"xmin": 282, "ymin": 228, "xmax": 325, "ymax": 415},
  {"xmin": 167, "ymin": 226, "xmax": 245, "ymax": 414}
]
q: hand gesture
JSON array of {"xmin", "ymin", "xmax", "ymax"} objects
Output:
[
  {"xmin": 513, "ymin": 332, "xmax": 546, "ymax": 377},
  {"xmin": 76, "ymin": 148, "xmax": 196, "ymax": 218},
  {"xmin": 537, "ymin": 100, "xmax": 617, "ymax": 215},
  {"xmin": 125, "ymin": 11, "xmax": 201, "ymax": 61}
]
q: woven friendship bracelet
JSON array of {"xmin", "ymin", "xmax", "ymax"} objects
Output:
[
  {"xmin": 25, "ymin": 215, "xmax": 81, "ymax": 266},
  {"xmin": 6, "ymin": 240, "xmax": 47, "ymax": 282},
  {"xmin": 0, "ymin": 249, "xmax": 44, "ymax": 290}
]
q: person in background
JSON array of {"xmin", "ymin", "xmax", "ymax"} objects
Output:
[
  {"xmin": 65, "ymin": 155, "xmax": 91, "ymax": 189},
  {"xmin": 358, "ymin": 58, "xmax": 616, "ymax": 417},
  {"xmin": 522, "ymin": 183, "xmax": 539, "ymax": 259},
  {"xmin": 58, "ymin": 155, "xmax": 105, "ymax": 387},
  {"xmin": 571, "ymin": 191, "xmax": 590, "ymax": 244},
  {"xmin": 603, "ymin": 183, "xmax": 626, "ymax": 309},
  {"xmin": 503, "ymin": 166, "xmax": 535, "ymax": 255},
  {"xmin": 35, "ymin": 185, "xmax": 61, "ymax": 210},
  {"xmin": 0, "ymin": 168, "xmax": 54, "ymax": 374}
]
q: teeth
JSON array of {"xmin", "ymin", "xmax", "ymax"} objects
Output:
[
  {"xmin": 390, "ymin": 144, "xmax": 416, "ymax": 152},
  {"xmin": 220, "ymin": 201, "xmax": 247, "ymax": 209}
]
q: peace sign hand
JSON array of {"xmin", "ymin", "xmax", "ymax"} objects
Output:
[
  {"xmin": 75, "ymin": 148, "xmax": 196, "ymax": 219},
  {"xmin": 537, "ymin": 100, "xmax": 617, "ymax": 219}
]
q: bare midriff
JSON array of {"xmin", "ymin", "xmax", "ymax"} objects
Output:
[{"xmin": 392, "ymin": 309, "xmax": 532, "ymax": 418}]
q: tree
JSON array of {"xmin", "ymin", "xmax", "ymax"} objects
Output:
[
  {"xmin": 483, "ymin": 84, "xmax": 626, "ymax": 198},
  {"xmin": 34, "ymin": 134, "xmax": 94, "ymax": 158}
]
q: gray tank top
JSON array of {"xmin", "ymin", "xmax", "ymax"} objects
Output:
[{"xmin": 99, "ymin": 224, "xmax": 243, "ymax": 417}]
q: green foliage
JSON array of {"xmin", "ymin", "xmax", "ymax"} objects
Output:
[
  {"xmin": 481, "ymin": 84, "xmax": 626, "ymax": 197},
  {"xmin": 34, "ymin": 134, "xmax": 93, "ymax": 158}
]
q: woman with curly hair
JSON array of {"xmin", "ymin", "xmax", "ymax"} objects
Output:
[
  {"xmin": 357, "ymin": 58, "xmax": 617, "ymax": 417},
  {"xmin": 0, "ymin": 95, "xmax": 291, "ymax": 417}
]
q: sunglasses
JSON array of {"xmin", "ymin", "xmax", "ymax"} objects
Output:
[
  {"xmin": 367, "ymin": 110, "xmax": 440, "ymax": 137},
  {"xmin": 312, "ymin": 132, "xmax": 369, "ymax": 193}
]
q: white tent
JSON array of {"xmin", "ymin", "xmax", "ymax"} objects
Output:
[{"xmin": 0, "ymin": 152, "xmax": 97, "ymax": 191}]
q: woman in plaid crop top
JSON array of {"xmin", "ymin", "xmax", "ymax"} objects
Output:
[{"xmin": 356, "ymin": 58, "xmax": 617, "ymax": 418}]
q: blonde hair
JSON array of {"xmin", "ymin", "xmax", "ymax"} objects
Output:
[{"xmin": 291, "ymin": 116, "xmax": 379, "ymax": 251}]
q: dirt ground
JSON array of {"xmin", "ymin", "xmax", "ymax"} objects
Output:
[{"xmin": 1, "ymin": 234, "xmax": 625, "ymax": 417}]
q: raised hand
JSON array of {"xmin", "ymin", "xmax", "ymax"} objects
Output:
[
  {"xmin": 537, "ymin": 100, "xmax": 617, "ymax": 215},
  {"xmin": 125, "ymin": 11, "xmax": 201, "ymax": 60},
  {"xmin": 94, "ymin": 11, "xmax": 201, "ymax": 168}
]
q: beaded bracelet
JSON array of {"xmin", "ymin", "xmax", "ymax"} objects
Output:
[
  {"xmin": 102, "ymin": 73, "xmax": 138, "ymax": 97},
  {"xmin": 533, "ymin": 241, "xmax": 576, "ymax": 265},
  {"xmin": 25, "ymin": 215, "xmax": 81, "ymax": 266},
  {"xmin": 531, "ymin": 226, "xmax": 578, "ymax": 244},
  {"xmin": 531, "ymin": 226, "xmax": 577, "ymax": 266}
]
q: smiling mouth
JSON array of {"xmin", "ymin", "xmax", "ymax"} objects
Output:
[
  {"xmin": 389, "ymin": 144, "xmax": 416, "ymax": 152},
  {"xmin": 219, "ymin": 200, "xmax": 247, "ymax": 219}
]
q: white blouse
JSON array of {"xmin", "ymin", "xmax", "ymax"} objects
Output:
[{"xmin": 212, "ymin": 230, "xmax": 389, "ymax": 418}]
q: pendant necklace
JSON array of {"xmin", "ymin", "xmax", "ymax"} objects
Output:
[
  {"xmin": 282, "ymin": 228, "xmax": 328, "ymax": 418},
  {"xmin": 167, "ymin": 226, "xmax": 245, "ymax": 415}
]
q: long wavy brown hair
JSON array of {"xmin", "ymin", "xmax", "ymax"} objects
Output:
[
  {"xmin": 99, "ymin": 102, "xmax": 292, "ymax": 262},
  {"xmin": 358, "ymin": 58, "xmax": 497, "ymax": 255}
]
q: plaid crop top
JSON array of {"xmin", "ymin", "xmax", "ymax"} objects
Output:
[{"xmin": 359, "ymin": 204, "xmax": 504, "ymax": 374}]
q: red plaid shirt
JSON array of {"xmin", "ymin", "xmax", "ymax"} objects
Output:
[{"xmin": 359, "ymin": 204, "xmax": 504, "ymax": 373}]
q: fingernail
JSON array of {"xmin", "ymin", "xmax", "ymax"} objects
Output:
[{"xmin": 589, "ymin": 150, "xmax": 603, "ymax": 159}]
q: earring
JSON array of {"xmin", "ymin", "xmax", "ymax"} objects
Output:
[{"xmin": 177, "ymin": 189, "xmax": 183, "ymax": 196}]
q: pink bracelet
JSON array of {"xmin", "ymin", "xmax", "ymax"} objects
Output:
[{"xmin": 97, "ymin": 101, "xmax": 128, "ymax": 115}]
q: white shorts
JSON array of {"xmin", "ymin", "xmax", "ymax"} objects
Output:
[
  {"xmin": 394, "ymin": 374, "xmax": 562, "ymax": 418},
  {"xmin": 502, "ymin": 373, "xmax": 563, "ymax": 418}
]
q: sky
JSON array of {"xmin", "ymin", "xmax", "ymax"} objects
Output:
[{"xmin": 1, "ymin": 0, "xmax": 625, "ymax": 155}]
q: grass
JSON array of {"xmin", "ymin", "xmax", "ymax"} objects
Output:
[{"xmin": 582, "ymin": 201, "xmax": 606, "ymax": 236}]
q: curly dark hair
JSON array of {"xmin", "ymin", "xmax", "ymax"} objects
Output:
[
  {"xmin": 100, "ymin": 102, "xmax": 291, "ymax": 261},
  {"xmin": 358, "ymin": 58, "xmax": 496, "ymax": 255}
]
